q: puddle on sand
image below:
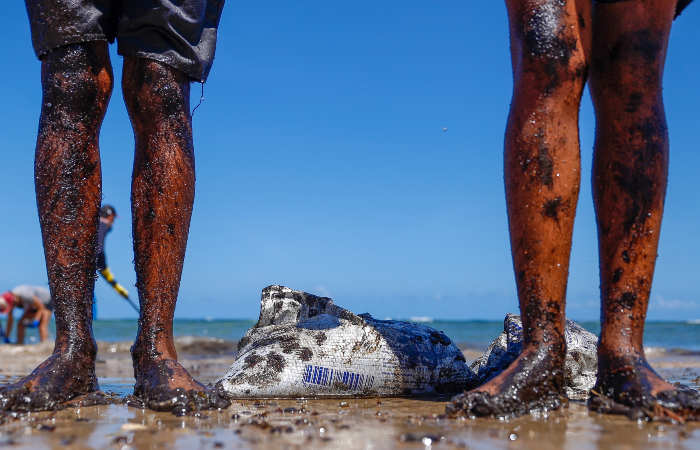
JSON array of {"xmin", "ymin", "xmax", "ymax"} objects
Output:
[
  {"xmin": 99, "ymin": 377, "xmax": 134, "ymax": 397},
  {"xmin": 0, "ymin": 375, "xmax": 133, "ymax": 398},
  {"xmin": 0, "ymin": 375, "xmax": 22, "ymax": 385}
]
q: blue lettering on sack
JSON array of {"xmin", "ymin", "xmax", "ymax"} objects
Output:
[{"xmin": 303, "ymin": 365, "xmax": 374, "ymax": 391}]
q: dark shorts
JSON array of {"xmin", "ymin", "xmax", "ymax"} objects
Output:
[
  {"xmin": 593, "ymin": 0, "xmax": 693, "ymax": 19},
  {"xmin": 25, "ymin": 0, "xmax": 225, "ymax": 82}
]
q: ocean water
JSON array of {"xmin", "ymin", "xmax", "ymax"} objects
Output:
[
  {"xmin": 12, "ymin": 318, "xmax": 700, "ymax": 353},
  {"xmin": 91, "ymin": 318, "xmax": 700, "ymax": 352}
]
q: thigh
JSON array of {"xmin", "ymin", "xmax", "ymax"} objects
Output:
[
  {"xmin": 117, "ymin": 0, "xmax": 226, "ymax": 82},
  {"xmin": 504, "ymin": 0, "xmax": 592, "ymax": 64},
  {"xmin": 591, "ymin": 0, "xmax": 677, "ymax": 80},
  {"xmin": 593, "ymin": 0, "xmax": 692, "ymax": 19},
  {"xmin": 504, "ymin": 0, "xmax": 592, "ymax": 94},
  {"xmin": 25, "ymin": 0, "xmax": 119, "ymax": 59}
]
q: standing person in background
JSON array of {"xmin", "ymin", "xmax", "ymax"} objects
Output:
[
  {"xmin": 96, "ymin": 204, "xmax": 130, "ymax": 303},
  {"xmin": 447, "ymin": 0, "xmax": 699, "ymax": 421},
  {"xmin": 0, "ymin": 286, "xmax": 53, "ymax": 344}
]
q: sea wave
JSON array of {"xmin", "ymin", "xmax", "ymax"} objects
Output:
[
  {"xmin": 0, "ymin": 340, "xmax": 53, "ymax": 355},
  {"xmin": 0, "ymin": 336, "xmax": 240, "ymax": 358},
  {"xmin": 174, "ymin": 335, "xmax": 239, "ymax": 356},
  {"xmin": 408, "ymin": 317, "xmax": 434, "ymax": 323},
  {"xmin": 93, "ymin": 336, "xmax": 239, "ymax": 357},
  {"xmin": 646, "ymin": 346, "xmax": 700, "ymax": 357}
]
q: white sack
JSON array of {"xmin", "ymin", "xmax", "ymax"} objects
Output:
[{"xmin": 212, "ymin": 286, "xmax": 478, "ymax": 398}]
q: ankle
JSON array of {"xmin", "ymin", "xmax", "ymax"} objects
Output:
[
  {"xmin": 598, "ymin": 338, "xmax": 644, "ymax": 359},
  {"xmin": 521, "ymin": 334, "xmax": 566, "ymax": 354},
  {"xmin": 54, "ymin": 338, "xmax": 97, "ymax": 360},
  {"xmin": 131, "ymin": 340, "xmax": 176, "ymax": 364}
]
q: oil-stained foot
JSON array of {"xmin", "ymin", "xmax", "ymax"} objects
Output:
[
  {"xmin": 446, "ymin": 347, "xmax": 566, "ymax": 419},
  {"xmin": 589, "ymin": 354, "xmax": 700, "ymax": 422},
  {"xmin": 130, "ymin": 357, "xmax": 231, "ymax": 415},
  {"xmin": 0, "ymin": 352, "xmax": 98, "ymax": 412}
]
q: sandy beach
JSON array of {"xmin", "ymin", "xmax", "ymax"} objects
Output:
[{"xmin": 1, "ymin": 341, "xmax": 700, "ymax": 449}]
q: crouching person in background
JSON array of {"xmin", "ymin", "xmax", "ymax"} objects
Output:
[{"xmin": 1, "ymin": 286, "xmax": 53, "ymax": 344}]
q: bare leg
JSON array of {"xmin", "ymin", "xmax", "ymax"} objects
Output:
[
  {"xmin": 0, "ymin": 42, "xmax": 112, "ymax": 411},
  {"xmin": 16, "ymin": 311, "xmax": 29, "ymax": 345},
  {"xmin": 589, "ymin": 0, "xmax": 700, "ymax": 421},
  {"xmin": 122, "ymin": 58, "xmax": 229, "ymax": 414},
  {"xmin": 38, "ymin": 310, "xmax": 52, "ymax": 342},
  {"xmin": 448, "ymin": 0, "xmax": 591, "ymax": 418}
]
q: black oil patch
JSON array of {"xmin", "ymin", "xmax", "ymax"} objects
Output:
[
  {"xmin": 266, "ymin": 352, "xmax": 286, "ymax": 373},
  {"xmin": 618, "ymin": 292, "xmax": 637, "ymax": 310},
  {"xmin": 622, "ymin": 251, "xmax": 630, "ymax": 263},
  {"xmin": 522, "ymin": 1, "xmax": 578, "ymax": 95},
  {"xmin": 542, "ymin": 197, "xmax": 563, "ymax": 220},
  {"xmin": 242, "ymin": 353, "xmax": 262, "ymax": 370},
  {"xmin": 612, "ymin": 268, "xmax": 623, "ymax": 283},
  {"xmin": 524, "ymin": 1, "xmax": 574, "ymax": 64},
  {"xmin": 538, "ymin": 143, "xmax": 554, "ymax": 187},
  {"xmin": 613, "ymin": 119, "xmax": 666, "ymax": 234},
  {"xmin": 279, "ymin": 336, "xmax": 314, "ymax": 362},
  {"xmin": 624, "ymin": 92, "xmax": 643, "ymax": 113},
  {"xmin": 529, "ymin": 129, "xmax": 555, "ymax": 187},
  {"xmin": 299, "ymin": 348, "xmax": 313, "ymax": 362},
  {"xmin": 631, "ymin": 30, "xmax": 662, "ymax": 64}
]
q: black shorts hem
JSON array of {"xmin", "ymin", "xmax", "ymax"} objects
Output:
[
  {"xmin": 26, "ymin": 0, "xmax": 225, "ymax": 78},
  {"xmin": 117, "ymin": 48, "xmax": 211, "ymax": 83},
  {"xmin": 34, "ymin": 34, "xmax": 111, "ymax": 60}
]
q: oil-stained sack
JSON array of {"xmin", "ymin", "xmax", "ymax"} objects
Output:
[
  {"xmin": 469, "ymin": 313, "xmax": 598, "ymax": 400},
  {"xmin": 212, "ymin": 286, "xmax": 479, "ymax": 398}
]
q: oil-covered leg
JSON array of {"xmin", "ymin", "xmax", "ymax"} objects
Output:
[
  {"xmin": 122, "ymin": 57, "xmax": 229, "ymax": 414},
  {"xmin": 0, "ymin": 42, "xmax": 112, "ymax": 411},
  {"xmin": 447, "ymin": 0, "xmax": 591, "ymax": 418},
  {"xmin": 588, "ymin": 0, "xmax": 700, "ymax": 421}
]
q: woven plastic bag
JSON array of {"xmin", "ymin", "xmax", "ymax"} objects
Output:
[{"xmin": 212, "ymin": 286, "xmax": 479, "ymax": 398}]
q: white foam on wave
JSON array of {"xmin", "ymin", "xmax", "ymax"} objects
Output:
[
  {"xmin": 645, "ymin": 346, "xmax": 669, "ymax": 357},
  {"xmin": 0, "ymin": 340, "xmax": 53, "ymax": 355},
  {"xmin": 409, "ymin": 317, "xmax": 434, "ymax": 323}
]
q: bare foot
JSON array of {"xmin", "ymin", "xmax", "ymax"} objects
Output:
[
  {"xmin": 128, "ymin": 356, "xmax": 230, "ymax": 415},
  {"xmin": 0, "ymin": 351, "xmax": 98, "ymax": 412},
  {"xmin": 446, "ymin": 346, "xmax": 566, "ymax": 418},
  {"xmin": 589, "ymin": 352, "xmax": 700, "ymax": 421}
]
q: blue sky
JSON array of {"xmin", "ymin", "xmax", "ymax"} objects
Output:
[{"xmin": 1, "ymin": 2, "xmax": 699, "ymax": 321}]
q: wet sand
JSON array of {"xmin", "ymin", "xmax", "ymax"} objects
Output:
[{"xmin": 1, "ymin": 342, "xmax": 700, "ymax": 449}]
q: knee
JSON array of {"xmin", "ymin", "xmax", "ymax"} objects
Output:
[
  {"xmin": 514, "ymin": 42, "xmax": 588, "ymax": 99},
  {"xmin": 122, "ymin": 58, "xmax": 191, "ymax": 121},
  {"xmin": 591, "ymin": 31, "xmax": 665, "ymax": 97},
  {"xmin": 510, "ymin": 5, "xmax": 589, "ymax": 99},
  {"xmin": 41, "ymin": 42, "xmax": 114, "ymax": 119}
]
